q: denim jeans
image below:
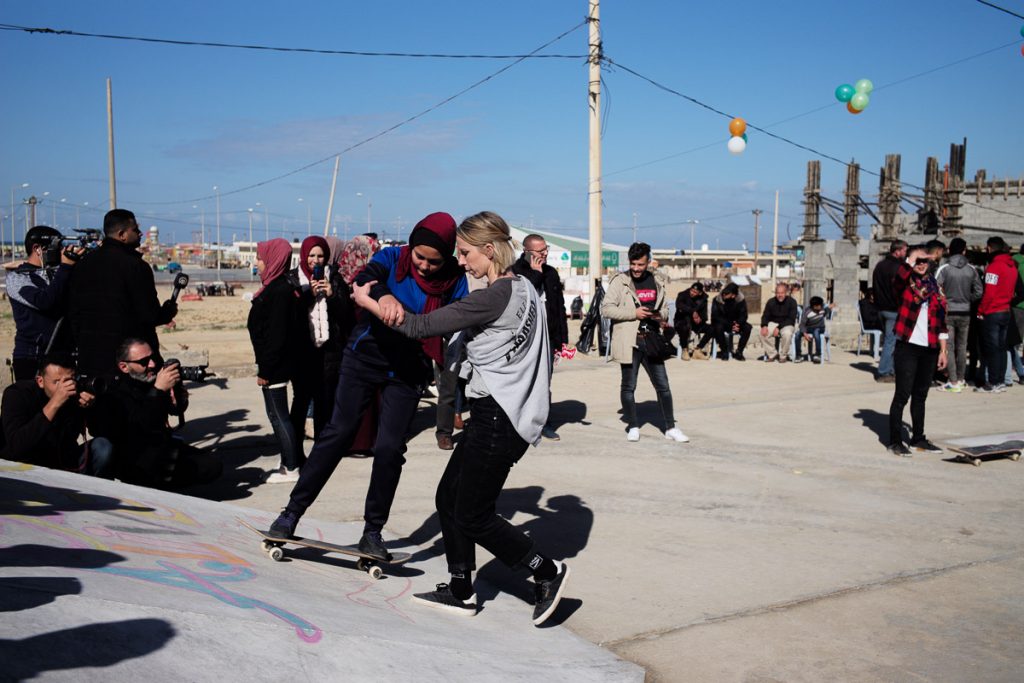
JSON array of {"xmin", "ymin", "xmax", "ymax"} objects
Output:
[
  {"xmin": 620, "ymin": 348, "xmax": 675, "ymax": 430},
  {"xmin": 435, "ymin": 395, "xmax": 535, "ymax": 573},
  {"xmin": 262, "ymin": 384, "xmax": 304, "ymax": 471},
  {"xmin": 83, "ymin": 437, "xmax": 116, "ymax": 479},
  {"xmin": 945, "ymin": 314, "xmax": 970, "ymax": 384},
  {"xmin": 796, "ymin": 328, "xmax": 824, "ymax": 358},
  {"xmin": 878, "ymin": 310, "xmax": 899, "ymax": 377},
  {"xmin": 981, "ymin": 311, "xmax": 1011, "ymax": 387},
  {"xmin": 889, "ymin": 341, "xmax": 938, "ymax": 445},
  {"xmin": 286, "ymin": 352, "xmax": 422, "ymax": 534},
  {"xmin": 1007, "ymin": 346, "xmax": 1024, "ymax": 383}
]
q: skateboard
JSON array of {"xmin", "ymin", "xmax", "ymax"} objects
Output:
[
  {"xmin": 947, "ymin": 440, "xmax": 1023, "ymax": 467},
  {"xmin": 238, "ymin": 519, "xmax": 411, "ymax": 580}
]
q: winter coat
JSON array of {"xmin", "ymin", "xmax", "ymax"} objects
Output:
[
  {"xmin": 247, "ymin": 276, "xmax": 303, "ymax": 385},
  {"xmin": 978, "ymin": 253, "xmax": 1018, "ymax": 315},
  {"xmin": 760, "ymin": 296, "xmax": 798, "ymax": 328},
  {"xmin": 872, "ymin": 255, "xmax": 903, "ymax": 312},
  {"xmin": 711, "ymin": 291, "xmax": 749, "ymax": 328},
  {"xmin": 0, "ymin": 380, "xmax": 85, "ymax": 470},
  {"xmin": 600, "ymin": 270, "xmax": 668, "ymax": 363},
  {"xmin": 68, "ymin": 239, "xmax": 175, "ymax": 376},
  {"xmin": 936, "ymin": 254, "xmax": 982, "ymax": 314},
  {"xmin": 673, "ymin": 289, "xmax": 708, "ymax": 328}
]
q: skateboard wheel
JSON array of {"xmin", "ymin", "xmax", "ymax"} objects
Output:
[
  {"xmin": 268, "ymin": 546, "xmax": 285, "ymax": 561},
  {"xmin": 369, "ymin": 566, "xmax": 383, "ymax": 580},
  {"xmin": 1010, "ymin": 453, "xmax": 1021, "ymax": 462},
  {"xmin": 356, "ymin": 559, "xmax": 368, "ymax": 571},
  {"xmin": 261, "ymin": 540, "xmax": 273, "ymax": 553},
  {"xmin": 971, "ymin": 459, "xmax": 981, "ymax": 467}
]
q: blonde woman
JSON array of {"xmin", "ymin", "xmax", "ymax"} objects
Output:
[{"xmin": 353, "ymin": 211, "xmax": 570, "ymax": 627}]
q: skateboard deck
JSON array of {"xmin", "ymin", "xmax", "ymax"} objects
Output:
[
  {"xmin": 947, "ymin": 440, "xmax": 1023, "ymax": 467},
  {"xmin": 238, "ymin": 519, "xmax": 411, "ymax": 579}
]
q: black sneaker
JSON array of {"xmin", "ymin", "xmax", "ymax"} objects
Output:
[
  {"xmin": 358, "ymin": 530, "xmax": 392, "ymax": 561},
  {"xmin": 268, "ymin": 509, "xmax": 300, "ymax": 539},
  {"xmin": 717, "ymin": 353, "xmax": 730, "ymax": 361},
  {"xmin": 411, "ymin": 583, "xmax": 477, "ymax": 617},
  {"xmin": 733, "ymin": 353, "xmax": 746, "ymax": 361},
  {"xmin": 911, "ymin": 438, "xmax": 943, "ymax": 454},
  {"xmin": 888, "ymin": 442, "xmax": 912, "ymax": 457},
  {"xmin": 793, "ymin": 355, "xmax": 806, "ymax": 364},
  {"xmin": 532, "ymin": 561, "xmax": 571, "ymax": 626}
]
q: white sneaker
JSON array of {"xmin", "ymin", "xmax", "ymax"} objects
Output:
[
  {"xmin": 664, "ymin": 428, "xmax": 689, "ymax": 443},
  {"xmin": 626, "ymin": 428, "xmax": 640, "ymax": 442},
  {"xmin": 265, "ymin": 467, "xmax": 300, "ymax": 484}
]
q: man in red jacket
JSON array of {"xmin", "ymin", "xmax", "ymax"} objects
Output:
[{"xmin": 976, "ymin": 236, "xmax": 1018, "ymax": 393}]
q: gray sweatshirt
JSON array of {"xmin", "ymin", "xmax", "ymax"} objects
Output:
[
  {"xmin": 936, "ymin": 254, "xmax": 982, "ymax": 313},
  {"xmin": 396, "ymin": 276, "xmax": 551, "ymax": 445}
]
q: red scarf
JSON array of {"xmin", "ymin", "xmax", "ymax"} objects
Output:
[{"xmin": 395, "ymin": 212, "xmax": 462, "ymax": 364}]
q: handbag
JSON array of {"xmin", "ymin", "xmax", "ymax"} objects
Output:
[{"xmin": 637, "ymin": 321, "xmax": 675, "ymax": 361}]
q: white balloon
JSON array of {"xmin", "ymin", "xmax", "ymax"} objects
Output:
[{"xmin": 727, "ymin": 136, "xmax": 746, "ymax": 155}]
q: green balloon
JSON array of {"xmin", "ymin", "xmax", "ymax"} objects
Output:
[
  {"xmin": 742, "ymin": 133, "xmax": 748, "ymax": 142},
  {"xmin": 850, "ymin": 92, "xmax": 869, "ymax": 111},
  {"xmin": 835, "ymin": 84, "xmax": 855, "ymax": 103},
  {"xmin": 854, "ymin": 78, "xmax": 874, "ymax": 95}
]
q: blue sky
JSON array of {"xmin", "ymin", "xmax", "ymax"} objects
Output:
[{"xmin": 2, "ymin": 1, "xmax": 1021, "ymax": 250}]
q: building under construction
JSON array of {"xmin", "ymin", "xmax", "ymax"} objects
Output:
[{"xmin": 800, "ymin": 140, "xmax": 1024, "ymax": 347}]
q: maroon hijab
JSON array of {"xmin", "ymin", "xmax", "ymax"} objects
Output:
[
  {"xmin": 255, "ymin": 238, "xmax": 293, "ymax": 298},
  {"xmin": 299, "ymin": 235, "xmax": 330, "ymax": 280}
]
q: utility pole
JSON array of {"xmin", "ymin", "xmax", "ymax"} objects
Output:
[
  {"xmin": 107, "ymin": 78, "xmax": 117, "ymax": 209},
  {"xmin": 752, "ymin": 209, "xmax": 762, "ymax": 273},
  {"xmin": 248, "ymin": 208, "xmax": 255, "ymax": 279},
  {"xmin": 632, "ymin": 212, "xmax": 638, "ymax": 243},
  {"xmin": 324, "ymin": 155, "xmax": 340, "ymax": 237},
  {"xmin": 587, "ymin": 0, "xmax": 602, "ymax": 286},
  {"xmin": 771, "ymin": 190, "xmax": 780, "ymax": 288},
  {"xmin": 214, "ymin": 185, "xmax": 221, "ymax": 280},
  {"xmin": 686, "ymin": 219, "xmax": 699, "ymax": 278}
]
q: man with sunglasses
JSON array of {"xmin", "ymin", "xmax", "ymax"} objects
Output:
[
  {"xmin": 89, "ymin": 338, "xmax": 221, "ymax": 488},
  {"xmin": 512, "ymin": 234, "xmax": 567, "ymax": 440},
  {"xmin": 887, "ymin": 246, "xmax": 948, "ymax": 457}
]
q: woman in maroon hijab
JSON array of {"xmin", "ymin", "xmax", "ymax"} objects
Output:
[{"xmin": 247, "ymin": 238, "xmax": 304, "ymax": 482}]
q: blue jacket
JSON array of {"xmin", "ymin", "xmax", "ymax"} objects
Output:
[{"xmin": 6, "ymin": 262, "xmax": 74, "ymax": 359}]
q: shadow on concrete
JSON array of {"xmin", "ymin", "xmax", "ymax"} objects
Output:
[
  {"xmin": 535, "ymin": 597, "xmax": 584, "ymax": 629},
  {"xmin": 177, "ymin": 408, "xmax": 262, "ymax": 448},
  {"xmin": 0, "ymin": 545, "xmax": 126, "ymax": 570},
  {"xmin": 853, "ymin": 408, "xmax": 891, "ymax": 445},
  {"xmin": 0, "ymin": 577, "xmax": 82, "ymax": 613},
  {"xmin": 0, "ymin": 477, "xmax": 155, "ymax": 518},
  {"xmin": 617, "ymin": 400, "xmax": 670, "ymax": 431},
  {"xmin": 0, "ymin": 618, "xmax": 176, "ymax": 680},
  {"xmin": 180, "ymin": 434, "xmax": 276, "ymax": 502},
  {"xmin": 849, "ymin": 361, "xmax": 878, "ymax": 376},
  {"xmin": 548, "ymin": 399, "xmax": 589, "ymax": 429}
]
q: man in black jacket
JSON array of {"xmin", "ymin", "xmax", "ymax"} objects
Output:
[
  {"xmin": 89, "ymin": 338, "xmax": 220, "ymax": 489},
  {"xmin": 0, "ymin": 354, "xmax": 114, "ymax": 477},
  {"xmin": 6, "ymin": 226, "xmax": 83, "ymax": 381},
  {"xmin": 673, "ymin": 281, "xmax": 713, "ymax": 360},
  {"xmin": 872, "ymin": 240, "xmax": 908, "ymax": 382},
  {"xmin": 68, "ymin": 209, "xmax": 178, "ymax": 377},
  {"xmin": 511, "ymin": 234, "xmax": 567, "ymax": 440},
  {"xmin": 711, "ymin": 283, "xmax": 752, "ymax": 360},
  {"xmin": 758, "ymin": 283, "xmax": 799, "ymax": 362}
]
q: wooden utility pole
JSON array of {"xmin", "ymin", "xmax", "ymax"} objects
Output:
[
  {"xmin": 324, "ymin": 155, "xmax": 340, "ymax": 237},
  {"xmin": 107, "ymin": 78, "xmax": 117, "ymax": 210},
  {"xmin": 802, "ymin": 160, "xmax": 821, "ymax": 241},
  {"xmin": 587, "ymin": 0, "xmax": 602, "ymax": 284},
  {"xmin": 842, "ymin": 161, "xmax": 860, "ymax": 241},
  {"xmin": 751, "ymin": 209, "xmax": 762, "ymax": 272},
  {"xmin": 771, "ymin": 191, "xmax": 780, "ymax": 288}
]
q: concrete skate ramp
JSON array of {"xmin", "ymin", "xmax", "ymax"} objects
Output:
[{"xmin": 0, "ymin": 462, "xmax": 641, "ymax": 682}]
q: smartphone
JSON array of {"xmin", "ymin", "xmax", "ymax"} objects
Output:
[{"xmin": 312, "ymin": 265, "xmax": 324, "ymax": 281}]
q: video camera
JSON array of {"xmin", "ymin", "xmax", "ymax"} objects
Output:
[{"xmin": 40, "ymin": 229, "xmax": 102, "ymax": 267}]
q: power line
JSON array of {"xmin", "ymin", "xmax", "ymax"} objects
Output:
[
  {"xmin": 133, "ymin": 19, "xmax": 588, "ymax": 205},
  {"xmin": 974, "ymin": 0, "xmax": 1024, "ymax": 20},
  {"xmin": 0, "ymin": 22, "xmax": 587, "ymax": 59}
]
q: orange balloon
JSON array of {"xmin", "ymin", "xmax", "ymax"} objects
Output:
[
  {"xmin": 728, "ymin": 117, "xmax": 746, "ymax": 137},
  {"xmin": 847, "ymin": 102, "xmax": 863, "ymax": 115}
]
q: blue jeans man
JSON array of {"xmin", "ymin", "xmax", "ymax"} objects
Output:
[{"xmin": 877, "ymin": 310, "xmax": 899, "ymax": 378}]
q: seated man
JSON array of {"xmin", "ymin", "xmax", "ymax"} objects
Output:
[
  {"xmin": 710, "ymin": 283, "xmax": 752, "ymax": 360},
  {"xmin": 89, "ymin": 338, "xmax": 221, "ymax": 489},
  {"xmin": 674, "ymin": 281, "xmax": 713, "ymax": 360},
  {"xmin": 795, "ymin": 296, "xmax": 834, "ymax": 363},
  {"xmin": 759, "ymin": 282, "xmax": 798, "ymax": 363},
  {"xmin": 0, "ymin": 354, "xmax": 114, "ymax": 477}
]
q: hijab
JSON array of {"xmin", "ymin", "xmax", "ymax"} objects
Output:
[
  {"xmin": 336, "ymin": 235, "xmax": 381, "ymax": 285},
  {"xmin": 298, "ymin": 235, "xmax": 330, "ymax": 281},
  {"xmin": 324, "ymin": 236, "xmax": 345, "ymax": 268},
  {"xmin": 255, "ymin": 238, "xmax": 293, "ymax": 298}
]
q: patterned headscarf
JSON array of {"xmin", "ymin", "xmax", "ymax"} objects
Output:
[{"xmin": 336, "ymin": 235, "xmax": 381, "ymax": 284}]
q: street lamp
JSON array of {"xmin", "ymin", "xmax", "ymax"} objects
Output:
[
  {"xmin": 356, "ymin": 192, "xmax": 372, "ymax": 233},
  {"xmin": 256, "ymin": 201, "xmax": 268, "ymax": 240},
  {"xmin": 214, "ymin": 185, "xmax": 221, "ymax": 280},
  {"xmin": 298, "ymin": 197, "xmax": 311, "ymax": 236},
  {"xmin": 193, "ymin": 204, "xmax": 205, "ymax": 269},
  {"xmin": 247, "ymin": 208, "xmax": 255, "ymax": 280},
  {"xmin": 686, "ymin": 218, "xmax": 699, "ymax": 278},
  {"xmin": 10, "ymin": 182, "xmax": 28, "ymax": 258}
]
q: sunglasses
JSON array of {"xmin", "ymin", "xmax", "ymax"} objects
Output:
[{"xmin": 125, "ymin": 354, "xmax": 156, "ymax": 366}]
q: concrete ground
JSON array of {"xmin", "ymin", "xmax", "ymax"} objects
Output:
[{"xmin": 4, "ymin": 346, "xmax": 1024, "ymax": 680}]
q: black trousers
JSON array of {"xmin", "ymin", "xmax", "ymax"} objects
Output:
[
  {"xmin": 285, "ymin": 352, "xmax": 423, "ymax": 533},
  {"xmin": 436, "ymin": 395, "xmax": 535, "ymax": 574},
  {"xmin": 713, "ymin": 321, "xmax": 752, "ymax": 357},
  {"xmin": 889, "ymin": 341, "xmax": 938, "ymax": 445},
  {"xmin": 674, "ymin": 319, "xmax": 713, "ymax": 350}
]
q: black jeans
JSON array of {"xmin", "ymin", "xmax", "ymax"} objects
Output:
[
  {"xmin": 981, "ymin": 311, "xmax": 1011, "ymax": 386},
  {"xmin": 262, "ymin": 384, "xmax": 304, "ymax": 471},
  {"xmin": 434, "ymin": 360, "xmax": 460, "ymax": 437},
  {"xmin": 889, "ymin": 341, "xmax": 938, "ymax": 445},
  {"xmin": 286, "ymin": 352, "xmax": 423, "ymax": 533},
  {"xmin": 675, "ymin": 319, "xmax": 713, "ymax": 350},
  {"xmin": 435, "ymin": 395, "xmax": 535, "ymax": 573},
  {"xmin": 620, "ymin": 348, "xmax": 675, "ymax": 430},
  {"xmin": 712, "ymin": 321, "xmax": 752, "ymax": 357}
]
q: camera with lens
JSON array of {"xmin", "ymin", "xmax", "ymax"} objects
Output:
[
  {"xmin": 40, "ymin": 229, "xmax": 102, "ymax": 268},
  {"xmin": 74, "ymin": 374, "xmax": 108, "ymax": 395},
  {"xmin": 162, "ymin": 359, "xmax": 214, "ymax": 383}
]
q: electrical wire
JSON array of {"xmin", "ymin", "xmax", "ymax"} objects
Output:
[
  {"xmin": 974, "ymin": 0, "xmax": 1024, "ymax": 20},
  {"xmin": 0, "ymin": 22, "xmax": 587, "ymax": 59},
  {"xmin": 135, "ymin": 19, "xmax": 588, "ymax": 205}
]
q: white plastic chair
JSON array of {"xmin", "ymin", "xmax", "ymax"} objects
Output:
[{"xmin": 856, "ymin": 306, "xmax": 881, "ymax": 361}]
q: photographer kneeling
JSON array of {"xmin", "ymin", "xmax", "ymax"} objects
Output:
[
  {"xmin": 90, "ymin": 338, "xmax": 221, "ymax": 489},
  {"xmin": 0, "ymin": 354, "xmax": 115, "ymax": 477}
]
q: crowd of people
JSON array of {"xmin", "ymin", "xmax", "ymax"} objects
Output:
[{"xmin": 3, "ymin": 204, "xmax": 1022, "ymax": 619}]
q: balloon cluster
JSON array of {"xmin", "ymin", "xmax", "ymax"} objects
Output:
[
  {"xmin": 727, "ymin": 117, "xmax": 748, "ymax": 155},
  {"xmin": 834, "ymin": 78, "xmax": 873, "ymax": 115}
]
